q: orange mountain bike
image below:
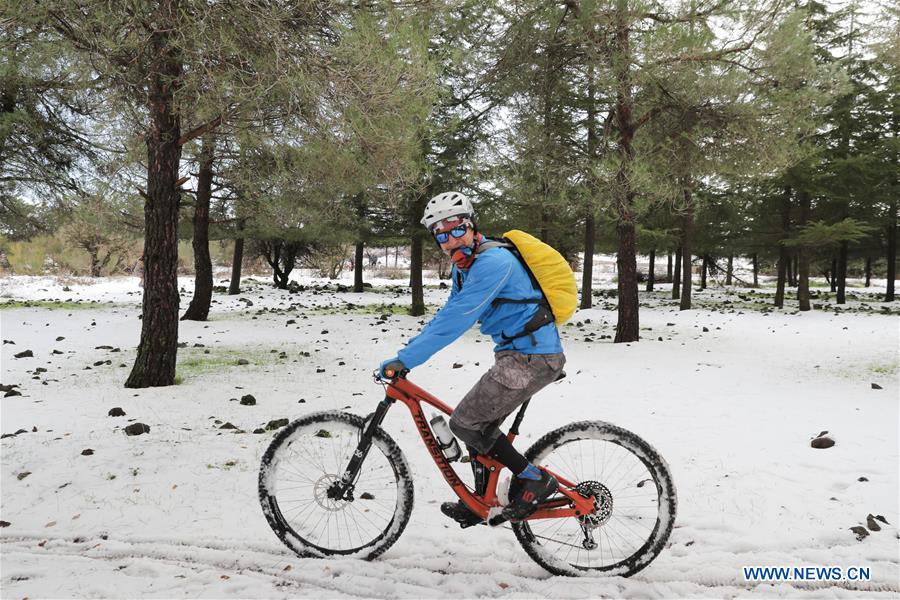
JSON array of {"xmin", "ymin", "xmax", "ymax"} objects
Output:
[{"xmin": 258, "ymin": 370, "xmax": 677, "ymax": 577}]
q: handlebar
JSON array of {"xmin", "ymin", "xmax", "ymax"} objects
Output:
[{"xmin": 373, "ymin": 367, "xmax": 410, "ymax": 383}]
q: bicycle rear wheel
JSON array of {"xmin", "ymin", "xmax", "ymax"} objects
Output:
[
  {"xmin": 258, "ymin": 411, "xmax": 414, "ymax": 559},
  {"xmin": 512, "ymin": 421, "xmax": 676, "ymax": 577}
]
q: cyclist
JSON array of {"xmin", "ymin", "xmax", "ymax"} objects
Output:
[{"xmin": 379, "ymin": 191, "xmax": 566, "ymax": 524}]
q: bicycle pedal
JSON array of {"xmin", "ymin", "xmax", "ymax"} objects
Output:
[
  {"xmin": 487, "ymin": 506, "xmax": 508, "ymax": 527},
  {"xmin": 441, "ymin": 501, "xmax": 483, "ymax": 528}
]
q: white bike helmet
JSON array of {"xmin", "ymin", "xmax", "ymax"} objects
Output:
[{"xmin": 420, "ymin": 191, "xmax": 474, "ymax": 230}]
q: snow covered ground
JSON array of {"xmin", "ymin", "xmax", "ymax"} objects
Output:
[{"xmin": 1, "ymin": 271, "xmax": 898, "ymax": 598}]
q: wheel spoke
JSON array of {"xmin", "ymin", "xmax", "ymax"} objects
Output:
[
  {"xmin": 512, "ymin": 425, "xmax": 675, "ymax": 576},
  {"xmin": 259, "ymin": 413, "xmax": 412, "ymax": 557}
]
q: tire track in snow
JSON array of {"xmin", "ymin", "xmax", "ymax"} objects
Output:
[
  {"xmin": 1, "ymin": 534, "xmax": 434, "ymax": 598},
  {"xmin": 3, "ymin": 534, "xmax": 898, "ymax": 597}
]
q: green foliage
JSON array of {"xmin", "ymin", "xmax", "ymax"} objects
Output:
[
  {"xmin": 783, "ymin": 218, "xmax": 875, "ymax": 248},
  {"xmin": 58, "ymin": 191, "xmax": 140, "ymax": 276},
  {"xmin": 0, "ymin": 14, "xmax": 104, "ymax": 206},
  {"xmin": 2, "ymin": 234, "xmax": 94, "ymax": 274}
]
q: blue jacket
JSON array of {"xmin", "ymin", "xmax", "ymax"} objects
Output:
[{"xmin": 397, "ymin": 246, "xmax": 564, "ymax": 370}]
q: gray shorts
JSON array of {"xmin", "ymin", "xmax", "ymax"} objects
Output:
[{"xmin": 449, "ymin": 350, "xmax": 566, "ymax": 454}]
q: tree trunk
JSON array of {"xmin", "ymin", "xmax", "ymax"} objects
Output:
[
  {"xmin": 775, "ymin": 253, "xmax": 787, "ymax": 308},
  {"xmin": 752, "ymin": 253, "xmax": 758, "ymax": 287},
  {"xmin": 581, "ymin": 70, "xmax": 597, "ymax": 311},
  {"xmin": 265, "ymin": 241, "xmax": 289, "ymax": 289},
  {"xmin": 181, "ymin": 137, "xmax": 214, "ymax": 321},
  {"xmin": 792, "ymin": 254, "xmax": 799, "ymax": 287},
  {"xmin": 611, "ymin": 1, "xmax": 640, "ymax": 343},
  {"xmin": 353, "ymin": 242, "xmax": 364, "ymax": 292},
  {"xmin": 836, "ymin": 241, "xmax": 848, "ymax": 304},
  {"xmin": 353, "ymin": 193, "xmax": 366, "ymax": 293},
  {"xmin": 667, "ymin": 252, "xmax": 672, "ymax": 281},
  {"xmin": 274, "ymin": 243, "xmax": 296, "ymax": 289},
  {"xmin": 228, "ymin": 219, "xmax": 245, "ymax": 295},
  {"xmin": 797, "ymin": 190, "xmax": 811, "ymax": 311},
  {"xmin": 679, "ymin": 198, "xmax": 693, "ymax": 311},
  {"xmin": 615, "ymin": 220, "xmax": 639, "ymax": 342},
  {"xmin": 672, "ymin": 249, "xmax": 682, "ymax": 299},
  {"xmin": 887, "ymin": 200, "xmax": 897, "ymax": 302},
  {"xmin": 786, "ymin": 253, "xmax": 794, "ymax": 288},
  {"xmin": 864, "ymin": 257, "xmax": 872, "ymax": 287},
  {"xmin": 409, "ymin": 192, "xmax": 427, "ymax": 316},
  {"xmin": 700, "ymin": 254, "xmax": 708, "ymax": 290},
  {"xmin": 830, "ymin": 257, "xmax": 837, "ymax": 292},
  {"xmin": 409, "ymin": 235, "xmax": 424, "ymax": 315},
  {"xmin": 646, "ymin": 248, "xmax": 655, "ymax": 292},
  {"xmin": 774, "ymin": 187, "xmax": 791, "ymax": 309},
  {"xmin": 88, "ymin": 245, "xmax": 101, "ymax": 277},
  {"xmin": 580, "ymin": 213, "xmax": 595, "ymax": 309},
  {"xmin": 725, "ymin": 255, "xmax": 733, "ymax": 286},
  {"xmin": 125, "ymin": 18, "xmax": 182, "ymax": 389}
]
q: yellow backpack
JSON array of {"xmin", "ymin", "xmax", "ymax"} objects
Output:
[
  {"xmin": 500, "ymin": 230, "xmax": 578, "ymax": 326},
  {"xmin": 468, "ymin": 230, "xmax": 577, "ymax": 346}
]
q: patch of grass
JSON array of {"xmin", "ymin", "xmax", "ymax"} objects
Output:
[
  {"xmin": 175, "ymin": 346, "xmax": 297, "ymax": 381},
  {"xmin": 207, "ymin": 460, "xmax": 239, "ymax": 470},
  {"xmin": 307, "ymin": 302, "xmax": 438, "ymax": 316},
  {"xmin": 0, "ymin": 299, "xmax": 111, "ymax": 310},
  {"xmin": 869, "ymin": 361, "xmax": 899, "ymax": 376}
]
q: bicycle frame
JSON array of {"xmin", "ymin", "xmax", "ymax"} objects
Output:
[{"xmin": 332, "ymin": 375, "xmax": 595, "ymax": 523}]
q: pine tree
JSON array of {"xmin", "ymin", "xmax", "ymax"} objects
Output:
[{"xmin": 30, "ymin": 0, "xmax": 333, "ymax": 387}]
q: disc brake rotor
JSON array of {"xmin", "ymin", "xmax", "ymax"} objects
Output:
[
  {"xmin": 574, "ymin": 480, "xmax": 613, "ymax": 528},
  {"xmin": 314, "ymin": 474, "xmax": 348, "ymax": 511}
]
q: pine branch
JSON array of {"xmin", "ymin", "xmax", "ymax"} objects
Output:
[{"xmin": 178, "ymin": 115, "xmax": 224, "ymax": 147}]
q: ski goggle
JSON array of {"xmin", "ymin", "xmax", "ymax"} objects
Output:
[{"xmin": 433, "ymin": 224, "xmax": 470, "ymax": 244}]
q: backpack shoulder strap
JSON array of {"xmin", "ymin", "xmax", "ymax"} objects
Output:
[
  {"xmin": 456, "ymin": 238, "xmax": 508, "ymax": 292},
  {"xmin": 474, "ymin": 238, "xmax": 510, "ymax": 254}
]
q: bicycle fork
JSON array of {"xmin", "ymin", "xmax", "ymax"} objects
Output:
[{"xmin": 326, "ymin": 397, "xmax": 395, "ymax": 502}]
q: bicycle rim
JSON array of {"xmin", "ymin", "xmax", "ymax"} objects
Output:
[
  {"xmin": 513, "ymin": 421, "xmax": 676, "ymax": 576},
  {"xmin": 259, "ymin": 412, "xmax": 411, "ymax": 557}
]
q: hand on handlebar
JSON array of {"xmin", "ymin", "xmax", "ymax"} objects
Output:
[{"xmin": 378, "ymin": 357, "xmax": 406, "ymax": 380}]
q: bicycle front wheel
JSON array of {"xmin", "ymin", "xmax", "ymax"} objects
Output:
[
  {"xmin": 512, "ymin": 421, "xmax": 676, "ymax": 577},
  {"xmin": 258, "ymin": 411, "xmax": 414, "ymax": 559}
]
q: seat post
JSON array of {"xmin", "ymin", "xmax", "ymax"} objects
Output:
[{"xmin": 508, "ymin": 399, "xmax": 530, "ymax": 436}]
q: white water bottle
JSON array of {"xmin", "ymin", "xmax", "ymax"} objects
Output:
[{"xmin": 429, "ymin": 415, "xmax": 461, "ymax": 462}]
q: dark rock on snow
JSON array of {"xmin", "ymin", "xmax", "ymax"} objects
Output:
[
  {"xmin": 108, "ymin": 407, "xmax": 126, "ymax": 417},
  {"xmin": 810, "ymin": 436, "xmax": 835, "ymax": 449},
  {"xmin": 266, "ymin": 418, "xmax": 289, "ymax": 431},
  {"xmin": 849, "ymin": 526, "xmax": 869, "ymax": 541},
  {"xmin": 240, "ymin": 394, "xmax": 256, "ymax": 406},
  {"xmin": 81, "ymin": 449, "xmax": 94, "ymax": 456},
  {"xmin": 866, "ymin": 514, "xmax": 881, "ymax": 531},
  {"xmin": 124, "ymin": 423, "xmax": 150, "ymax": 436},
  {"xmin": 14, "ymin": 350, "xmax": 33, "ymax": 358}
]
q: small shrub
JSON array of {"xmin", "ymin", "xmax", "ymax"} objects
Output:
[{"xmin": 373, "ymin": 267, "xmax": 408, "ymax": 280}]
